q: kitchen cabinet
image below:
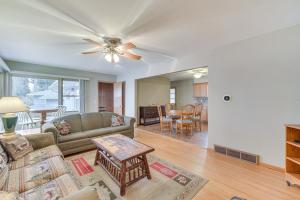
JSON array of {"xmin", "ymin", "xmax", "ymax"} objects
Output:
[{"xmin": 193, "ymin": 82, "xmax": 208, "ymax": 97}]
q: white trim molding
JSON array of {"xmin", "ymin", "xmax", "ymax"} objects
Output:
[{"xmin": 11, "ymin": 70, "xmax": 90, "ymax": 80}]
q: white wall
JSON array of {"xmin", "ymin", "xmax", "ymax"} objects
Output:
[
  {"xmin": 6, "ymin": 61, "xmax": 116, "ymax": 112},
  {"xmin": 118, "ymin": 25, "xmax": 300, "ymax": 167},
  {"xmin": 208, "ymin": 25, "xmax": 300, "ymax": 167}
]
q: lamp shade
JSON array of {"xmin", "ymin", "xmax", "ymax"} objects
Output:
[{"xmin": 0, "ymin": 96, "xmax": 28, "ymax": 114}]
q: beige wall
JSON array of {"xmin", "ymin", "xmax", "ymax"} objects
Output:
[
  {"xmin": 136, "ymin": 77, "xmax": 170, "ymax": 122},
  {"xmin": 171, "ymin": 77, "xmax": 208, "ymax": 109}
]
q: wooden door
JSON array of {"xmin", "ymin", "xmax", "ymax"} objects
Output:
[
  {"xmin": 98, "ymin": 82, "xmax": 114, "ymax": 112},
  {"xmin": 114, "ymin": 82, "xmax": 125, "ymax": 115}
]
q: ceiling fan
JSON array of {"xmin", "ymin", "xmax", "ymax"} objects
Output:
[{"xmin": 82, "ymin": 37, "xmax": 142, "ymax": 63}]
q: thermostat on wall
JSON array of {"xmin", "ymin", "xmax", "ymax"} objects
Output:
[{"xmin": 223, "ymin": 95, "xmax": 231, "ymax": 102}]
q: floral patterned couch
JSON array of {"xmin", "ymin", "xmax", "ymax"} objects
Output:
[{"xmin": 0, "ymin": 132, "xmax": 99, "ymax": 200}]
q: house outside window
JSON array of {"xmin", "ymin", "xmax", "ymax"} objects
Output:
[
  {"xmin": 11, "ymin": 75, "xmax": 83, "ymax": 112},
  {"xmin": 170, "ymin": 88, "xmax": 176, "ymax": 104}
]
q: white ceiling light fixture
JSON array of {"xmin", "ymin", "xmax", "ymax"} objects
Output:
[
  {"xmin": 194, "ymin": 73, "xmax": 202, "ymax": 79},
  {"xmin": 105, "ymin": 53, "xmax": 119, "ymax": 63}
]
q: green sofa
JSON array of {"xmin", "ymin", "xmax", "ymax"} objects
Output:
[{"xmin": 42, "ymin": 112, "xmax": 135, "ymax": 156}]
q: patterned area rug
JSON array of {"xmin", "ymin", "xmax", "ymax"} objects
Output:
[{"xmin": 65, "ymin": 150, "xmax": 207, "ymax": 200}]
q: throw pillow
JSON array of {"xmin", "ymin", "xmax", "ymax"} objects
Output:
[
  {"xmin": 0, "ymin": 135, "xmax": 33, "ymax": 161},
  {"xmin": 111, "ymin": 115, "xmax": 125, "ymax": 127},
  {"xmin": 54, "ymin": 120, "xmax": 71, "ymax": 135},
  {"xmin": 0, "ymin": 155, "xmax": 9, "ymax": 190},
  {"xmin": 0, "ymin": 144, "xmax": 9, "ymax": 164}
]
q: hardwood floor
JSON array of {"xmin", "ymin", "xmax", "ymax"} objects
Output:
[
  {"xmin": 137, "ymin": 122, "xmax": 208, "ymax": 148},
  {"xmin": 135, "ymin": 129, "xmax": 300, "ymax": 200}
]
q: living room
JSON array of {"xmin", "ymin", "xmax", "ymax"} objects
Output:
[{"xmin": 1, "ymin": 1, "xmax": 300, "ymax": 200}]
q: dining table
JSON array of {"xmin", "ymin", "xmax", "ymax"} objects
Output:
[
  {"xmin": 30, "ymin": 108, "xmax": 59, "ymax": 130},
  {"xmin": 169, "ymin": 109, "xmax": 194, "ymax": 118}
]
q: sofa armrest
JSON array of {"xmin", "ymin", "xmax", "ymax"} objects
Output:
[
  {"xmin": 124, "ymin": 116, "xmax": 136, "ymax": 128},
  {"xmin": 61, "ymin": 188, "xmax": 99, "ymax": 200},
  {"xmin": 42, "ymin": 122, "xmax": 59, "ymax": 143},
  {"xmin": 25, "ymin": 132, "xmax": 55, "ymax": 150}
]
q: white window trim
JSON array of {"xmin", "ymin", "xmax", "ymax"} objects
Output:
[{"xmin": 9, "ymin": 73, "xmax": 85, "ymax": 113}]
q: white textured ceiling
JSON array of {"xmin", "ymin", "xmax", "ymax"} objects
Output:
[
  {"xmin": 162, "ymin": 67, "xmax": 208, "ymax": 81},
  {"xmin": 0, "ymin": 0, "xmax": 300, "ymax": 75}
]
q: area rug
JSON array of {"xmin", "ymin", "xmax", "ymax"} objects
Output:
[{"xmin": 65, "ymin": 150, "xmax": 207, "ymax": 200}]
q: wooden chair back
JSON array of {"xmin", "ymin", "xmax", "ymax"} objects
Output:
[
  {"xmin": 182, "ymin": 104, "xmax": 195, "ymax": 119},
  {"xmin": 194, "ymin": 104, "xmax": 203, "ymax": 117},
  {"xmin": 183, "ymin": 104, "xmax": 195, "ymax": 114},
  {"xmin": 165, "ymin": 103, "xmax": 171, "ymax": 116},
  {"xmin": 157, "ymin": 105, "xmax": 163, "ymax": 120}
]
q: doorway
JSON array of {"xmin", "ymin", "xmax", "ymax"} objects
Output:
[{"xmin": 98, "ymin": 81, "xmax": 125, "ymax": 115}]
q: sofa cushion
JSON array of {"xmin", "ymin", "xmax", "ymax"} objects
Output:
[
  {"xmin": 0, "ymin": 191, "xmax": 20, "ymax": 200},
  {"xmin": 0, "ymin": 157, "xmax": 8, "ymax": 190},
  {"xmin": 81, "ymin": 112, "xmax": 103, "ymax": 131},
  {"xmin": 100, "ymin": 112, "xmax": 115, "ymax": 127},
  {"xmin": 9, "ymin": 145, "xmax": 63, "ymax": 170},
  {"xmin": 58, "ymin": 125, "xmax": 130, "ymax": 143},
  {"xmin": 53, "ymin": 114, "xmax": 82, "ymax": 133},
  {"xmin": 0, "ymin": 134, "xmax": 34, "ymax": 161},
  {"xmin": 20, "ymin": 174, "xmax": 80, "ymax": 200},
  {"xmin": 4, "ymin": 156, "xmax": 68, "ymax": 193},
  {"xmin": 0, "ymin": 144, "xmax": 9, "ymax": 189},
  {"xmin": 0, "ymin": 143, "xmax": 9, "ymax": 164}
]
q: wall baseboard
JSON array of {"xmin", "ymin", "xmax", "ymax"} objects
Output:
[{"xmin": 260, "ymin": 162, "xmax": 285, "ymax": 173}]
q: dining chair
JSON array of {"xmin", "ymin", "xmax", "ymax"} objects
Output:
[
  {"xmin": 182, "ymin": 104, "xmax": 195, "ymax": 120},
  {"xmin": 16, "ymin": 112, "xmax": 40, "ymax": 130},
  {"xmin": 176, "ymin": 118, "xmax": 193, "ymax": 135},
  {"xmin": 157, "ymin": 105, "xmax": 173, "ymax": 133},
  {"xmin": 192, "ymin": 104, "xmax": 203, "ymax": 131},
  {"xmin": 165, "ymin": 103, "xmax": 172, "ymax": 117},
  {"xmin": 175, "ymin": 104, "xmax": 194, "ymax": 135}
]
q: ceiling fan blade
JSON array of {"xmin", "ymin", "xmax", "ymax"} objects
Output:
[
  {"xmin": 83, "ymin": 38, "xmax": 103, "ymax": 46},
  {"xmin": 118, "ymin": 42, "xmax": 136, "ymax": 50},
  {"xmin": 82, "ymin": 46, "xmax": 102, "ymax": 54},
  {"xmin": 121, "ymin": 52, "xmax": 142, "ymax": 60}
]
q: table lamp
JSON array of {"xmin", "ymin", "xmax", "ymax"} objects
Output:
[{"xmin": 0, "ymin": 96, "xmax": 28, "ymax": 136}]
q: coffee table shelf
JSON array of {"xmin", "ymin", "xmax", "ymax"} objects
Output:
[{"xmin": 92, "ymin": 134, "xmax": 154, "ymax": 196}]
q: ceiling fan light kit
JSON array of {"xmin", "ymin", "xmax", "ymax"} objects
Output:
[
  {"xmin": 105, "ymin": 53, "xmax": 119, "ymax": 63},
  {"xmin": 82, "ymin": 37, "xmax": 141, "ymax": 63}
]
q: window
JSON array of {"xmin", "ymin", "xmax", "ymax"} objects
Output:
[
  {"xmin": 170, "ymin": 88, "xmax": 176, "ymax": 104},
  {"xmin": 12, "ymin": 76, "xmax": 58, "ymax": 109},
  {"xmin": 11, "ymin": 75, "xmax": 83, "ymax": 112},
  {"xmin": 63, "ymin": 79, "xmax": 80, "ymax": 112}
]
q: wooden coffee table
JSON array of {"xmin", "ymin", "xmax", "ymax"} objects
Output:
[{"xmin": 92, "ymin": 134, "xmax": 155, "ymax": 196}]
